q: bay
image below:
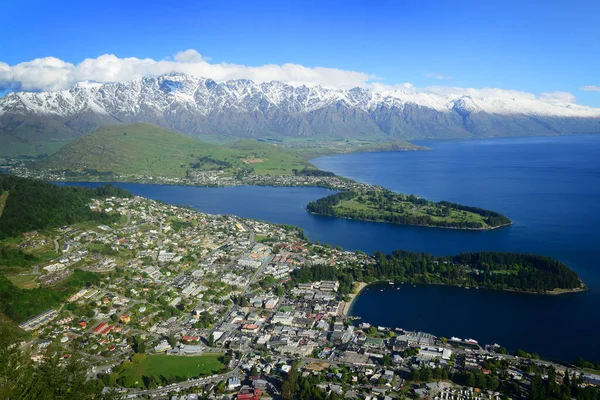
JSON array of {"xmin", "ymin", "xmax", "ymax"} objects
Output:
[
  {"xmin": 58, "ymin": 134, "xmax": 600, "ymax": 361},
  {"xmin": 313, "ymin": 134, "xmax": 600, "ymax": 362}
]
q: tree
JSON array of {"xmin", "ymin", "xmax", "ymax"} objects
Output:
[
  {"xmin": 276, "ymin": 285, "xmax": 285, "ymax": 297},
  {"xmin": 282, "ymin": 381, "xmax": 294, "ymax": 400},
  {"xmin": 0, "ymin": 318, "xmax": 32, "ymax": 398},
  {"xmin": 134, "ymin": 335, "xmax": 146, "ymax": 353},
  {"xmin": 382, "ymin": 354, "xmax": 392, "ymax": 366},
  {"xmin": 2, "ymin": 337, "xmax": 104, "ymax": 399},
  {"xmin": 530, "ymin": 373, "xmax": 545, "ymax": 400},
  {"xmin": 411, "ymin": 369, "xmax": 421, "ymax": 381},
  {"xmin": 365, "ymin": 326, "xmax": 377, "ymax": 336},
  {"xmin": 132, "ymin": 353, "xmax": 147, "ymax": 364},
  {"xmin": 547, "ymin": 366, "xmax": 558, "ymax": 398},
  {"xmin": 282, "ymin": 361, "xmax": 300, "ymax": 400},
  {"xmin": 422, "ymin": 367, "xmax": 433, "ymax": 382},
  {"xmin": 467, "ymin": 372, "xmax": 476, "ymax": 387},
  {"xmin": 215, "ymin": 380, "xmax": 226, "ymax": 394}
]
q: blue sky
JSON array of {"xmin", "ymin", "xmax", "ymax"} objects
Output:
[{"xmin": 1, "ymin": 0, "xmax": 599, "ymax": 106}]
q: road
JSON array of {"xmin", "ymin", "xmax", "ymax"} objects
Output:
[
  {"xmin": 244, "ymin": 221, "xmax": 271, "ymax": 293},
  {"xmin": 122, "ymin": 367, "xmax": 242, "ymax": 397}
]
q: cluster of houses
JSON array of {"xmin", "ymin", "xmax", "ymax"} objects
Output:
[
  {"xmin": 19, "ymin": 309, "xmax": 59, "ymax": 331},
  {"xmin": 12, "ymin": 194, "xmax": 600, "ymax": 400}
]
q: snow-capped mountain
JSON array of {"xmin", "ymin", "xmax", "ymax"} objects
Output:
[{"xmin": 1, "ymin": 73, "xmax": 599, "ymax": 141}]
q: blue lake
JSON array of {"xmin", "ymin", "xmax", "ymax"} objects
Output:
[{"xmin": 60, "ymin": 134, "xmax": 600, "ymax": 362}]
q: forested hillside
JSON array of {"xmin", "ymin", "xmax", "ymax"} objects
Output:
[
  {"xmin": 0, "ymin": 312, "xmax": 104, "ymax": 398},
  {"xmin": 0, "ymin": 270, "xmax": 100, "ymax": 323},
  {"xmin": 292, "ymin": 250, "xmax": 582, "ymax": 294},
  {"xmin": 0, "ymin": 173, "xmax": 129, "ymax": 238}
]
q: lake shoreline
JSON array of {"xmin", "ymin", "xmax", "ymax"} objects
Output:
[
  {"xmin": 44, "ymin": 175, "xmax": 515, "ymax": 232},
  {"xmin": 47, "ymin": 134, "xmax": 600, "ymax": 362},
  {"xmin": 307, "ymin": 210, "xmax": 513, "ymax": 231},
  {"xmin": 349, "ymin": 279, "xmax": 587, "ymax": 306},
  {"xmin": 342, "ymin": 282, "xmax": 368, "ymax": 316}
]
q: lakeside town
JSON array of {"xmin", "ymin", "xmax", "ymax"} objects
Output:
[
  {"xmin": 1, "ymin": 159, "xmax": 375, "ymax": 191},
  {"xmin": 8, "ymin": 194, "xmax": 600, "ymax": 400}
]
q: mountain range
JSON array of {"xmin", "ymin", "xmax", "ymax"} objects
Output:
[{"xmin": 1, "ymin": 73, "xmax": 599, "ymax": 153}]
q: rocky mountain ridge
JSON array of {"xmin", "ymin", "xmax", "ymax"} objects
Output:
[{"xmin": 1, "ymin": 73, "xmax": 599, "ymax": 141}]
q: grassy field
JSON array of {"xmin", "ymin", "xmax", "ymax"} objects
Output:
[
  {"xmin": 0, "ymin": 239, "xmax": 58, "ymax": 274},
  {"xmin": 226, "ymin": 140, "xmax": 314, "ymax": 175},
  {"xmin": 119, "ymin": 354, "xmax": 226, "ymax": 387},
  {"xmin": 0, "ymin": 131, "xmax": 72, "ymax": 157},
  {"xmin": 7, "ymin": 274, "xmax": 39, "ymax": 289},
  {"xmin": 334, "ymin": 198, "xmax": 489, "ymax": 226},
  {"xmin": 36, "ymin": 123, "xmax": 314, "ymax": 177},
  {"xmin": 289, "ymin": 138, "xmax": 426, "ymax": 159},
  {"xmin": 0, "ymin": 269, "xmax": 100, "ymax": 323}
]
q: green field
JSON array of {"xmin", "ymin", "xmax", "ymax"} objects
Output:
[
  {"xmin": 0, "ymin": 124, "xmax": 73, "ymax": 157},
  {"xmin": 7, "ymin": 274, "xmax": 39, "ymax": 289},
  {"xmin": 335, "ymin": 198, "xmax": 488, "ymax": 226},
  {"xmin": 225, "ymin": 140, "xmax": 316, "ymax": 175},
  {"xmin": 36, "ymin": 123, "xmax": 315, "ymax": 177},
  {"xmin": 289, "ymin": 138, "xmax": 426, "ymax": 159},
  {"xmin": 307, "ymin": 190, "xmax": 512, "ymax": 230},
  {"xmin": 0, "ymin": 241, "xmax": 58, "ymax": 274},
  {"xmin": 118, "ymin": 354, "xmax": 226, "ymax": 388}
]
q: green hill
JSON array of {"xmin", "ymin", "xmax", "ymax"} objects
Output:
[
  {"xmin": 0, "ymin": 173, "xmax": 129, "ymax": 239},
  {"xmin": 36, "ymin": 123, "xmax": 315, "ymax": 177}
]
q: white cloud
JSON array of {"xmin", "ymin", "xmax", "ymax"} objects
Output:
[
  {"xmin": 0, "ymin": 50, "xmax": 375, "ymax": 92},
  {"xmin": 581, "ymin": 85, "xmax": 600, "ymax": 92},
  {"xmin": 420, "ymin": 86, "xmax": 538, "ymax": 101},
  {"xmin": 173, "ymin": 49, "xmax": 204, "ymax": 63},
  {"xmin": 424, "ymin": 72, "xmax": 452, "ymax": 80},
  {"xmin": 539, "ymin": 91, "xmax": 576, "ymax": 103},
  {"xmin": 0, "ymin": 57, "xmax": 74, "ymax": 91},
  {"xmin": 0, "ymin": 49, "xmax": 578, "ymax": 105}
]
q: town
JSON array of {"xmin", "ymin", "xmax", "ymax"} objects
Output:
[
  {"xmin": 1, "ymin": 159, "xmax": 376, "ymax": 191},
  {"xmin": 9, "ymin": 194, "xmax": 600, "ymax": 400}
]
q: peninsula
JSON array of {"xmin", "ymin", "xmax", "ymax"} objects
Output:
[
  {"xmin": 4, "ymin": 124, "xmax": 513, "ymax": 231},
  {"xmin": 292, "ymin": 250, "xmax": 584, "ymax": 295},
  {"xmin": 306, "ymin": 189, "xmax": 512, "ymax": 230}
]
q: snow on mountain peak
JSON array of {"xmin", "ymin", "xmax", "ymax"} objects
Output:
[{"xmin": 1, "ymin": 73, "xmax": 599, "ymax": 124}]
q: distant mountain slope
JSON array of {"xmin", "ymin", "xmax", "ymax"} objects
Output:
[
  {"xmin": 1, "ymin": 73, "xmax": 599, "ymax": 155},
  {"xmin": 35, "ymin": 123, "xmax": 315, "ymax": 176}
]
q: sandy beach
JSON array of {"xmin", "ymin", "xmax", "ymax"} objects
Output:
[{"xmin": 341, "ymin": 281, "xmax": 368, "ymax": 316}]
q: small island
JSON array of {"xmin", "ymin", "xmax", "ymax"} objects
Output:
[{"xmin": 306, "ymin": 189, "xmax": 512, "ymax": 230}]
